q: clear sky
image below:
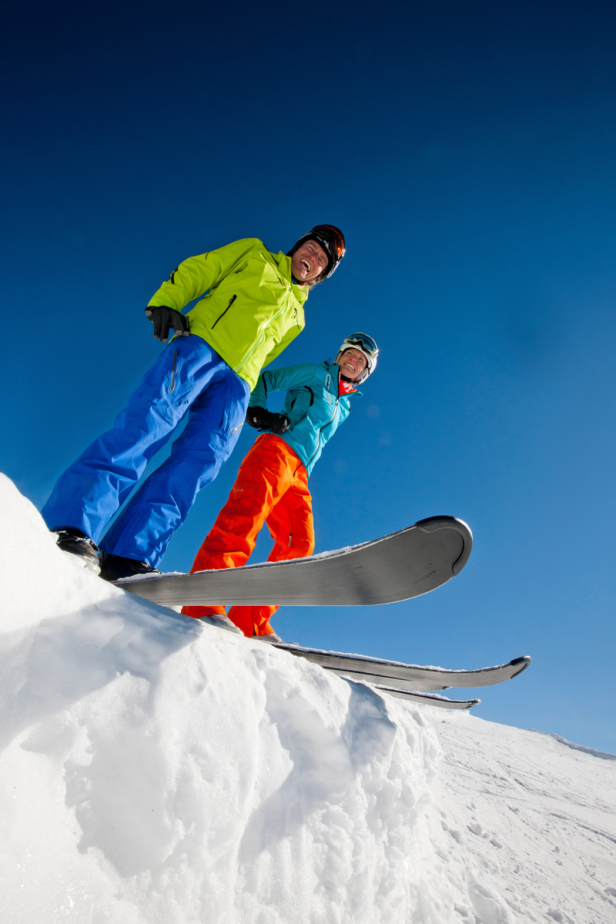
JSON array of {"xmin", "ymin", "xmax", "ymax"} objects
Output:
[{"xmin": 2, "ymin": 0, "xmax": 615, "ymax": 751}]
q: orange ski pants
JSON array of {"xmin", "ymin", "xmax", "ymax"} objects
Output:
[{"xmin": 182, "ymin": 434, "xmax": 315, "ymax": 637}]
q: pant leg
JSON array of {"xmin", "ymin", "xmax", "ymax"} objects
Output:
[
  {"xmin": 182, "ymin": 435, "xmax": 297, "ymax": 624},
  {"xmin": 266, "ymin": 466, "xmax": 315, "ymax": 562},
  {"xmin": 41, "ymin": 336, "xmax": 221, "ymax": 544},
  {"xmin": 227, "ymin": 454, "xmax": 314, "ymax": 637},
  {"xmin": 101, "ymin": 361, "xmax": 250, "ymax": 566}
]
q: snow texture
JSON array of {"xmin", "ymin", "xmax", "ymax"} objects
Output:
[{"xmin": 1, "ymin": 472, "xmax": 615, "ymax": 923}]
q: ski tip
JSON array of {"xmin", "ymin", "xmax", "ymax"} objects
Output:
[
  {"xmin": 415, "ymin": 515, "xmax": 472, "ymax": 538},
  {"xmin": 376, "ymin": 685, "xmax": 482, "ymax": 709},
  {"xmin": 509, "ymin": 655, "xmax": 532, "ymax": 677},
  {"xmin": 414, "ymin": 515, "xmax": 473, "ymax": 577}
]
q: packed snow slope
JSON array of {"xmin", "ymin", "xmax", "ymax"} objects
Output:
[{"xmin": 1, "ymin": 474, "xmax": 615, "ymax": 924}]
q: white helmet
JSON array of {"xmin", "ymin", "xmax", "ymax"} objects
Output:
[{"xmin": 335, "ymin": 332, "xmax": 379, "ymax": 385}]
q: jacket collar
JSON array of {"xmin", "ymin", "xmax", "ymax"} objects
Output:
[
  {"xmin": 270, "ymin": 251, "xmax": 310, "ymax": 303},
  {"xmin": 325, "ymin": 361, "xmax": 363, "ymax": 397}
]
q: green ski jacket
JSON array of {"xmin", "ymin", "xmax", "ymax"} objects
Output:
[{"xmin": 147, "ymin": 238, "xmax": 309, "ymax": 390}]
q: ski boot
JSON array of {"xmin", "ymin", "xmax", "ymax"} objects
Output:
[
  {"xmin": 99, "ymin": 553, "xmax": 161, "ymax": 583},
  {"xmin": 196, "ymin": 614, "xmax": 243, "ymax": 635},
  {"xmin": 253, "ymin": 632, "xmax": 283, "ymax": 644},
  {"xmin": 54, "ymin": 528, "xmax": 101, "ymax": 574}
]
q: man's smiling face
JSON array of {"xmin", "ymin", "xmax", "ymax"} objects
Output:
[{"xmin": 291, "ymin": 239, "xmax": 329, "ymax": 283}]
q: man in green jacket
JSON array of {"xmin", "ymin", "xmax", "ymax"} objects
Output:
[{"xmin": 41, "ymin": 226, "xmax": 345, "ymax": 580}]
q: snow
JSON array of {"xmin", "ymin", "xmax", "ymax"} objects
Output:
[
  {"xmin": 1, "ymin": 472, "xmax": 615, "ymax": 923},
  {"xmin": 432, "ymin": 718, "xmax": 616, "ymax": 923}
]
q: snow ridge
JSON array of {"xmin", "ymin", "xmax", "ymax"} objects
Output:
[
  {"xmin": 527, "ymin": 729, "xmax": 616, "ymax": 762},
  {"xmin": 1, "ymin": 473, "xmax": 615, "ymax": 923}
]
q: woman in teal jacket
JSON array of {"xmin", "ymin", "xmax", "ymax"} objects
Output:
[{"xmin": 182, "ymin": 333, "xmax": 379, "ymax": 641}]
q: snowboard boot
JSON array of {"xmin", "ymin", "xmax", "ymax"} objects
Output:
[
  {"xmin": 99, "ymin": 553, "xmax": 161, "ymax": 583},
  {"xmin": 54, "ymin": 528, "xmax": 101, "ymax": 574}
]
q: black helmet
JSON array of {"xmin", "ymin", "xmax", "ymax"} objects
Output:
[
  {"xmin": 288, "ymin": 224, "xmax": 346, "ymax": 282},
  {"xmin": 335, "ymin": 332, "xmax": 379, "ymax": 385}
]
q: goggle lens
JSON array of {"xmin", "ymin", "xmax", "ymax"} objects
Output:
[
  {"xmin": 312, "ymin": 225, "xmax": 346, "ymax": 262},
  {"xmin": 345, "ymin": 332, "xmax": 378, "ymax": 357}
]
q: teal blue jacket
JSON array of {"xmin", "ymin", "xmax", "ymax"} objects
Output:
[{"xmin": 249, "ymin": 361, "xmax": 362, "ymax": 475}]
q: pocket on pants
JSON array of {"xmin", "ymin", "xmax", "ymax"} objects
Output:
[
  {"xmin": 166, "ymin": 349, "xmax": 198, "ymax": 406},
  {"xmin": 221, "ymin": 378, "xmax": 250, "ymax": 437}
]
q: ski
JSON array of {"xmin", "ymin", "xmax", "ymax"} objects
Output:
[
  {"xmin": 117, "ymin": 515, "xmax": 472, "ymax": 607},
  {"xmin": 273, "ymin": 644, "xmax": 531, "ymax": 692},
  {"xmin": 373, "ymin": 686, "xmax": 480, "ymax": 709}
]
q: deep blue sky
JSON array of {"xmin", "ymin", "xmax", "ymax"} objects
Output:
[{"xmin": 2, "ymin": 0, "xmax": 615, "ymax": 751}]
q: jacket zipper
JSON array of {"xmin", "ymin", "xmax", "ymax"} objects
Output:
[
  {"xmin": 306, "ymin": 374, "xmax": 340, "ymax": 466},
  {"xmin": 170, "ymin": 350, "xmax": 179, "ymax": 393},
  {"xmin": 234, "ymin": 256, "xmax": 303, "ymax": 372},
  {"xmin": 235, "ymin": 302, "xmax": 289, "ymax": 373},
  {"xmin": 212, "ymin": 294, "xmax": 237, "ymax": 329}
]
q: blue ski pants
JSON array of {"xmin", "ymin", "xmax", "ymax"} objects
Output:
[{"xmin": 42, "ymin": 335, "xmax": 251, "ymax": 566}]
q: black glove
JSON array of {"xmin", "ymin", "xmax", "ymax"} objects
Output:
[
  {"xmin": 145, "ymin": 306, "xmax": 190, "ymax": 343},
  {"xmin": 246, "ymin": 406, "xmax": 290, "ymax": 435}
]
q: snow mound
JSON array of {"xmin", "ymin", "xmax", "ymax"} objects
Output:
[{"xmin": 1, "ymin": 473, "xmax": 615, "ymax": 923}]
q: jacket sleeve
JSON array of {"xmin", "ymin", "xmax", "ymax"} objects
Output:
[
  {"xmin": 249, "ymin": 363, "xmax": 319, "ymax": 408},
  {"xmin": 147, "ymin": 239, "xmax": 260, "ymax": 312},
  {"xmin": 284, "ymin": 388, "xmax": 313, "ymax": 428}
]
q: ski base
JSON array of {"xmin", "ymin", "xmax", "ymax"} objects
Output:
[
  {"xmin": 116, "ymin": 516, "xmax": 473, "ymax": 607},
  {"xmin": 374, "ymin": 686, "xmax": 480, "ymax": 709},
  {"xmin": 273, "ymin": 643, "xmax": 531, "ymax": 693}
]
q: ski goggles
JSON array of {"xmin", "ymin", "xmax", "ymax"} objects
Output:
[
  {"xmin": 289, "ymin": 225, "xmax": 346, "ymax": 281},
  {"xmin": 310, "ymin": 224, "xmax": 346, "ymax": 262},
  {"xmin": 343, "ymin": 332, "xmax": 379, "ymax": 359}
]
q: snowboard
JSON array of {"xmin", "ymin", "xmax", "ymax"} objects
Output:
[
  {"xmin": 273, "ymin": 644, "xmax": 531, "ymax": 693},
  {"xmin": 117, "ymin": 515, "xmax": 472, "ymax": 608}
]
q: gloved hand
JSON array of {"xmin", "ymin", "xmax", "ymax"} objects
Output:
[
  {"xmin": 246, "ymin": 406, "xmax": 290, "ymax": 435},
  {"xmin": 145, "ymin": 306, "xmax": 190, "ymax": 343}
]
